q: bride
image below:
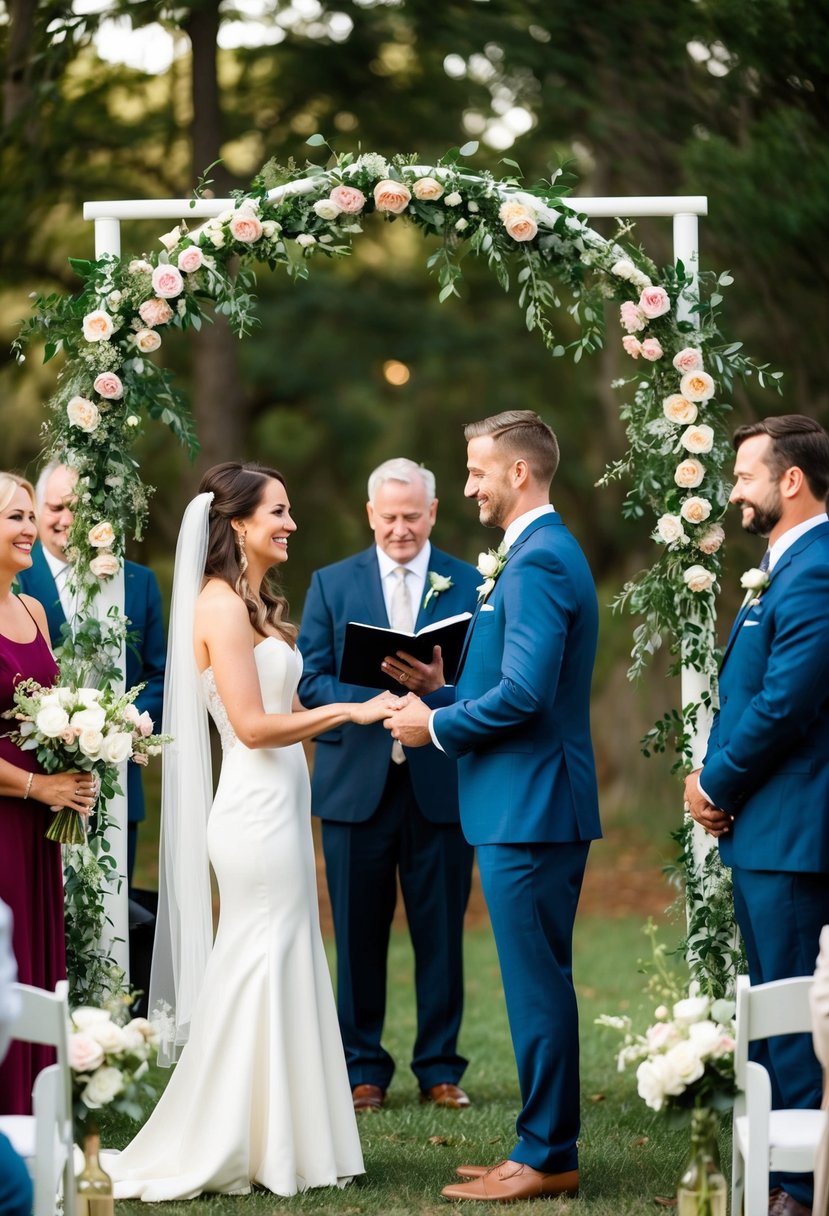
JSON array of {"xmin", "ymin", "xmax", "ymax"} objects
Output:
[{"xmin": 109, "ymin": 461, "xmax": 400, "ymax": 1200}]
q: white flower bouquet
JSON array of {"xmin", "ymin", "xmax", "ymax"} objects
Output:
[
  {"xmin": 2, "ymin": 678, "xmax": 170, "ymax": 844},
  {"xmin": 69, "ymin": 1005, "xmax": 158, "ymax": 1135}
]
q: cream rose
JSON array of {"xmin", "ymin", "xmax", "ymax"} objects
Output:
[
  {"xmin": 125, "ymin": 1017, "xmax": 156, "ymax": 1042},
  {"xmin": 329, "ymin": 185, "xmax": 365, "ymax": 214},
  {"xmin": 75, "ymin": 688, "xmax": 103, "ymax": 707},
  {"xmin": 455, "ymin": 218, "xmax": 468, "ymax": 232},
  {"xmin": 296, "ymin": 234, "xmax": 316, "ymax": 248},
  {"xmin": 373, "ymin": 179, "xmax": 412, "ymax": 214},
  {"xmin": 622, "ymin": 335, "xmax": 641, "ymax": 358},
  {"xmin": 88, "ymin": 521, "xmax": 115, "ymax": 548},
  {"xmin": 499, "ymin": 200, "xmax": 538, "ymax": 242},
  {"xmin": 128, "ymin": 259, "xmax": 153, "ymax": 275},
  {"xmin": 611, "ymin": 258, "xmax": 637, "ymax": 281},
  {"xmin": 230, "ymin": 212, "xmax": 264, "ymax": 244},
  {"xmin": 92, "ymin": 372, "xmax": 124, "ymax": 400},
  {"xmin": 134, "ymin": 329, "xmax": 162, "ymax": 354},
  {"xmin": 477, "ymin": 551, "xmax": 502, "ymax": 578},
  {"xmin": 77, "ymin": 727, "xmax": 104, "ymax": 759},
  {"xmin": 89, "ymin": 552, "xmax": 120, "ymax": 579},
  {"xmin": 313, "ymin": 198, "xmax": 341, "ymax": 221},
  {"xmin": 71, "ymin": 705, "xmax": 107, "ymax": 733},
  {"xmin": 680, "ymin": 496, "xmax": 712, "ymax": 525},
  {"xmin": 444, "ymin": 191, "xmax": 462, "ymax": 206},
  {"xmin": 674, "ymin": 458, "xmax": 705, "ymax": 489},
  {"xmin": 176, "ymin": 245, "xmax": 204, "ymax": 274},
  {"xmin": 680, "ymin": 370, "xmax": 716, "ymax": 402},
  {"xmin": 697, "ymin": 524, "xmax": 725, "ymax": 555},
  {"xmin": 683, "ymin": 565, "xmax": 716, "ymax": 593},
  {"xmin": 663, "ymin": 1040, "xmax": 705, "ymax": 1089},
  {"xmin": 638, "ymin": 285, "xmax": 670, "ymax": 319},
  {"xmin": 100, "ymin": 731, "xmax": 134, "ymax": 765},
  {"xmin": 640, "ymin": 338, "xmax": 663, "ymax": 361},
  {"xmin": 673, "ymin": 347, "xmax": 704, "ymax": 374},
  {"xmin": 68, "ymin": 1033, "xmax": 105, "ymax": 1073},
  {"xmin": 87, "ymin": 1019, "xmax": 128, "ymax": 1053},
  {"xmin": 82, "ymin": 310, "xmax": 115, "ymax": 343},
  {"xmin": 151, "ymin": 264, "xmax": 184, "ymax": 299},
  {"xmin": 662, "ymin": 394, "xmax": 698, "ymax": 426},
  {"xmin": 680, "ymin": 424, "xmax": 715, "ymax": 454},
  {"xmin": 619, "ymin": 301, "xmax": 646, "ymax": 333},
  {"xmin": 82, "ymin": 1065, "xmax": 124, "ymax": 1109},
  {"xmin": 412, "ymin": 176, "xmax": 444, "ymax": 201},
  {"xmin": 740, "ymin": 567, "xmax": 768, "ymax": 592},
  {"xmin": 67, "ymin": 396, "xmax": 100, "ymax": 433},
  {"xmin": 35, "ymin": 703, "xmax": 70, "ymax": 738},
  {"xmin": 636, "ymin": 1056, "xmax": 675, "ymax": 1111},
  {"xmin": 139, "ymin": 298, "xmax": 174, "ymax": 328},
  {"xmin": 655, "ymin": 513, "xmax": 687, "ymax": 545},
  {"xmin": 71, "ymin": 1007, "xmax": 111, "ymax": 1030}
]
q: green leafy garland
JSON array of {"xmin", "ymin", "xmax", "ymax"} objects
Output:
[{"xmin": 17, "ymin": 142, "xmax": 779, "ymax": 997}]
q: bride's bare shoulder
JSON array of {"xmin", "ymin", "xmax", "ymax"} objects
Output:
[{"xmin": 196, "ymin": 580, "xmax": 247, "ymax": 629}]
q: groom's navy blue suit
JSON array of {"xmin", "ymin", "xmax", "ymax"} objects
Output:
[
  {"xmin": 433, "ymin": 512, "xmax": 601, "ymax": 1174},
  {"xmin": 298, "ymin": 545, "xmax": 479, "ymax": 1091},
  {"xmin": 703, "ymin": 520, "xmax": 829, "ymax": 1208}
]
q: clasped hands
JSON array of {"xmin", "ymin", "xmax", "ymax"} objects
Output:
[
  {"xmin": 379, "ymin": 645, "xmax": 445, "ymax": 748},
  {"xmin": 683, "ymin": 768, "xmax": 733, "ymax": 838}
]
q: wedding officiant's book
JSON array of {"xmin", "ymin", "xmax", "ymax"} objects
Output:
[{"xmin": 339, "ymin": 612, "xmax": 473, "ymax": 691}]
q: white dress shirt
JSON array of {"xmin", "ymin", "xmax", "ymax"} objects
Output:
[
  {"xmin": 376, "ymin": 541, "xmax": 431, "ymax": 625},
  {"xmin": 42, "ymin": 546, "xmax": 77, "ymax": 624}
]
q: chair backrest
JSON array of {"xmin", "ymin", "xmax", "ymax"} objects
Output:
[
  {"xmin": 735, "ymin": 974, "xmax": 815, "ymax": 1087},
  {"xmin": 11, "ymin": 981, "xmax": 70, "ymax": 1054}
]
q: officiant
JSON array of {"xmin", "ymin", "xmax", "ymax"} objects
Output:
[{"xmin": 297, "ymin": 457, "xmax": 479, "ymax": 1113}]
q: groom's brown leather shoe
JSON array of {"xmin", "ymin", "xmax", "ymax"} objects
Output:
[
  {"xmin": 455, "ymin": 1162, "xmax": 504, "ymax": 1179},
  {"xmin": 441, "ymin": 1160, "xmax": 579, "ymax": 1202},
  {"xmin": 420, "ymin": 1083, "xmax": 471, "ymax": 1109},
  {"xmin": 352, "ymin": 1084, "xmax": 385, "ymax": 1112}
]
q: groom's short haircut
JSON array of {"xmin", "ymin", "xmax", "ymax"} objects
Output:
[
  {"xmin": 465, "ymin": 410, "xmax": 560, "ymax": 487},
  {"xmin": 367, "ymin": 457, "xmax": 436, "ymax": 504},
  {"xmin": 734, "ymin": 415, "xmax": 829, "ymax": 502}
]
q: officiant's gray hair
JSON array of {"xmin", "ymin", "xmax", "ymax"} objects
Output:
[{"xmin": 367, "ymin": 458, "xmax": 436, "ymax": 504}]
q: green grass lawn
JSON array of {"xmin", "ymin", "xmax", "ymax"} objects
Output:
[{"xmin": 102, "ymin": 914, "xmax": 728, "ymax": 1215}]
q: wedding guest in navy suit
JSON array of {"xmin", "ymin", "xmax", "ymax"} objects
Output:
[
  {"xmin": 17, "ymin": 463, "xmax": 166, "ymax": 884},
  {"xmin": 686, "ymin": 415, "xmax": 829, "ymax": 1216},
  {"xmin": 297, "ymin": 458, "xmax": 479, "ymax": 1112},
  {"xmin": 388, "ymin": 412, "xmax": 601, "ymax": 1202}
]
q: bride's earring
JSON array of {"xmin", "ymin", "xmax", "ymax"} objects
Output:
[{"xmin": 237, "ymin": 532, "xmax": 248, "ymax": 576}]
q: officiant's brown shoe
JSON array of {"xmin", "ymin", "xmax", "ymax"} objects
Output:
[
  {"xmin": 420, "ymin": 1083, "xmax": 471, "ymax": 1109},
  {"xmin": 441, "ymin": 1160, "xmax": 579, "ymax": 1202},
  {"xmin": 352, "ymin": 1084, "xmax": 385, "ymax": 1112}
]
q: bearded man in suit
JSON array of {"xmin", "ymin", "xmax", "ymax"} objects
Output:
[
  {"xmin": 297, "ymin": 458, "xmax": 480, "ymax": 1112},
  {"xmin": 17, "ymin": 462, "xmax": 166, "ymax": 884},
  {"xmin": 388, "ymin": 412, "xmax": 601, "ymax": 1202}
]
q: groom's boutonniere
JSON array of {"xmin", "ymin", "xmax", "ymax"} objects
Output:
[
  {"xmin": 739, "ymin": 567, "xmax": 770, "ymax": 609},
  {"xmin": 423, "ymin": 571, "xmax": 453, "ymax": 610},
  {"xmin": 476, "ymin": 542, "xmax": 508, "ymax": 602}
]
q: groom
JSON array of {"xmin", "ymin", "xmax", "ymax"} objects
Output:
[{"xmin": 387, "ymin": 411, "xmax": 601, "ymax": 1202}]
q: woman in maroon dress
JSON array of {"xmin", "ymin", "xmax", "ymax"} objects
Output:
[{"xmin": 0, "ymin": 472, "xmax": 97, "ymax": 1114}]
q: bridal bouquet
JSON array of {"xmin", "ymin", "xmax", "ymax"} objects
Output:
[
  {"xmin": 69, "ymin": 1005, "xmax": 158, "ymax": 1136},
  {"xmin": 2, "ymin": 678, "xmax": 170, "ymax": 843}
]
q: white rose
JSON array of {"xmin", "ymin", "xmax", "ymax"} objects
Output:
[
  {"xmin": 468, "ymin": 201, "xmax": 479, "ymax": 213},
  {"xmin": 740, "ymin": 567, "xmax": 768, "ymax": 591},
  {"xmin": 683, "ymin": 565, "xmax": 716, "ymax": 594},
  {"xmin": 444, "ymin": 191, "xmax": 462, "ymax": 206},
  {"xmin": 71, "ymin": 1007, "xmax": 111, "ymax": 1031},
  {"xmin": 68, "ymin": 1032, "xmax": 105, "ymax": 1073},
  {"xmin": 672, "ymin": 995, "xmax": 711, "ymax": 1025},
  {"xmin": 674, "ymin": 459, "xmax": 705, "ymax": 489},
  {"xmin": 87, "ymin": 1019, "xmax": 128, "ymax": 1053},
  {"xmin": 477, "ymin": 551, "xmax": 501, "ymax": 578},
  {"xmin": 296, "ymin": 234, "xmax": 316, "ymax": 248},
  {"xmin": 208, "ymin": 229, "xmax": 225, "ymax": 249},
  {"xmin": 82, "ymin": 1065, "xmax": 124, "ymax": 1109},
  {"xmin": 77, "ymin": 728, "xmax": 104, "ymax": 759},
  {"xmin": 100, "ymin": 731, "xmax": 133, "ymax": 765},
  {"xmin": 697, "ymin": 524, "xmax": 725, "ymax": 555},
  {"xmin": 71, "ymin": 706, "xmax": 107, "ymax": 733},
  {"xmin": 611, "ymin": 258, "xmax": 637, "ymax": 281},
  {"xmin": 663, "ymin": 1040, "xmax": 705, "ymax": 1091},
  {"xmin": 680, "ymin": 424, "xmax": 715, "ymax": 454},
  {"xmin": 663, "ymin": 395, "xmax": 698, "ymax": 426},
  {"xmin": 687, "ymin": 1019, "xmax": 723, "ymax": 1058},
  {"xmin": 75, "ymin": 688, "xmax": 104, "ymax": 707},
  {"xmin": 477, "ymin": 577, "xmax": 495, "ymax": 600},
  {"xmin": 679, "ymin": 496, "xmax": 712, "ymax": 525},
  {"xmin": 122, "ymin": 703, "xmax": 141, "ymax": 727},
  {"xmin": 313, "ymin": 198, "xmax": 341, "ymax": 220},
  {"xmin": 67, "ymin": 396, "xmax": 100, "ymax": 433},
  {"xmin": 35, "ymin": 703, "xmax": 70, "ymax": 738},
  {"xmin": 635, "ymin": 1056, "xmax": 675, "ymax": 1111},
  {"xmin": 655, "ymin": 514, "xmax": 687, "ymax": 545},
  {"xmin": 159, "ymin": 226, "xmax": 181, "ymax": 251},
  {"xmin": 455, "ymin": 218, "xmax": 469, "ymax": 231}
]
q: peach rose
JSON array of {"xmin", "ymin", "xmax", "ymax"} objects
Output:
[
  {"xmin": 139, "ymin": 298, "xmax": 174, "ymax": 328},
  {"xmin": 620, "ymin": 301, "xmax": 646, "ymax": 333},
  {"xmin": 230, "ymin": 212, "xmax": 264, "ymax": 244},
  {"xmin": 680, "ymin": 496, "xmax": 712, "ymax": 525},
  {"xmin": 674, "ymin": 459, "xmax": 705, "ymax": 489},
  {"xmin": 680, "ymin": 424, "xmax": 715, "ymax": 454},
  {"xmin": 640, "ymin": 338, "xmax": 664, "ymax": 362},
  {"xmin": 82, "ymin": 310, "xmax": 114, "ymax": 343},
  {"xmin": 680, "ymin": 370, "xmax": 716, "ymax": 402},
  {"xmin": 330, "ymin": 185, "xmax": 366, "ymax": 214},
  {"xmin": 89, "ymin": 552, "xmax": 120, "ymax": 579},
  {"xmin": 683, "ymin": 564, "xmax": 716, "ymax": 594},
  {"xmin": 67, "ymin": 396, "xmax": 100, "ymax": 433},
  {"xmin": 373, "ymin": 179, "xmax": 411, "ymax": 214},
  {"xmin": 93, "ymin": 372, "xmax": 124, "ymax": 400},
  {"xmin": 177, "ymin": 246, "xmax": 204, "ymax": 274},
  {"xmin": 697, "ymin": 524, "xmax": 725, "ymax": 555},
  {"xmin": 412, "ymin": 176, "xmax": 445, "ymax": 201},
  {"xmin": 151, "ymin": 264, "xmax": 184, "ymax": 299},
  {"xmin": 88, "ymin": 521, "xmax": 115, "ymax": 548},
  {"xmin": 638, "ymin": 285, "xmax": 671, "ymax": 319},
  {"xmin": 498, "ymin": 201, "xmax": 538, "ymax": 242},
  {"xmin": 622, "ymin": 335, "xmax": 642, "ymax": 359},
  {"xmin": 673, "ymin": 347, "xmax": 704, "ymax": 374},
  {"xmin": 134, "ymin": 329, "xmax": 161, "ymax": 354},
  {"xmin": 662, "ymin": 395, "xmax": 698, "ymax": 426}
]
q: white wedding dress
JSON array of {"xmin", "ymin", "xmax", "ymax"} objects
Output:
[{"xmin": 108, "ymin": 638, "xmax": 364, "ymax": 1199}]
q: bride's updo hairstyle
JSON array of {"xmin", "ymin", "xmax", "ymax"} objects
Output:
[{"xmin": 199, "ymin": 461, "xmax": 298, "ymax": 643}]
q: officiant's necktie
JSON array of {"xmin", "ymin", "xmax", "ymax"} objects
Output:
[{"xmin": 390, "ymin": 566, "xmax": 413, "ymax": 765}]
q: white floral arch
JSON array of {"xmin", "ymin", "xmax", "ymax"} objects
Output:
[{"xmin": 18, "ymin": 145, "xmax": 780, "ymax": 1001}]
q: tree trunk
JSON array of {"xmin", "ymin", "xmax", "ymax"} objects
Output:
[{"xmin": 3, "ymin": 0, "xmax": 36, "ymax": 133}]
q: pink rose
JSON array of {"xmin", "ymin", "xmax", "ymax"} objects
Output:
[
  {"xmin": 229, "ymin": 212, "xmax": 264, "ymax": 244},
  {"xmin": 93, "ymin": 372, "xmax": 124, "ymax": 400},
  {"xmin": 673, "ymin": 347, "xmax": 704, "ymax": 374},
  {"xmin": 330, "ymin": 185, "xmax": 366, "ymax": 214},
  {"xmin": 680, "ymin": 370, "xmax": 716, "ymax": 402},
  {"xmin": 502, "ymin": 211, "xmax": 538, "ymax": 242},
  {"xmin": 697, "ymin": 524, "xmax": 725, "ymax": 555},
  {"xmin": 638, "ymin": 285, "xmax": 671, "ymax": 319},
  {"xmin": 177, "ymin": 246, "xmax": 204, "ymax": 274},
  {"xmin": 619, "ymin": 301, "xmax": 646, "ymax": 333},
  {"xmin": 134, "ymin": 329, "xmax": 161, "ymax": 354},
  {"xmin": 82, "ymin": 310, "xmax": 115, "ymax": 343},
  {"xmin": 68, "ymin": 1033, "xmax": 105, "ymax": 1073},
  {"xmin": 132, "ymin": 752, "xmax": 149, "ymax": 766},
  {"xmin": 137, "ymin": 711, "xmax": 154, "ymax": 737},
  {"xmin": 412, "ymin": 176, "xmax": 445, "ymax": 201},
  {"xmin": 151, "ymin": 264, "xmax": 184, "ymax": 299},
  {"xmin": 622, "ymin": 335, "xmax": 642, "ymax": 359},
  {"xmin": 89, "ymin": 552, "xmax": 120, "ymax": 579},
  {"xmin": 373, "ymin": 179, "xmax": 412, "ymax": 215},
  {"xmin": 138, "ymin": 298, "xmax": 174, "ymax": 328},
  {"xmin": 640, "ymin": 338, "xmax": 664, "ymax": 362}
]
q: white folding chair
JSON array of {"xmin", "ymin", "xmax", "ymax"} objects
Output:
[
  {"xmin": 732, "ymin": 973, "xmax": 827, "ymax": 1216},
  {"xmin": 0, "ymin": 981, "xmax": 75, "ymax": 1216}
]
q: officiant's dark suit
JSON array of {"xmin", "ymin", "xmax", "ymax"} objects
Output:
[
  {"xmin": 687, "ymin": 415, "xmax": 829, "ymax": 1216},
  {"xmin": 17, "ymin": 465, "xmax": 166, "ymax": 883},
  {"xmin": 297, "ymin": 459, "xmax": 479, "ymax": 1108}
]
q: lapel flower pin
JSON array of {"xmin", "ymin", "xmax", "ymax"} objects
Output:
[
  {"xmin": 739, "ymin": 567, "xmax": 769, "ymax": 609},
  {"xmin": 476, "ymin": 542, "xmax": 508, "ymax": 602},
  {"xmin": 423, "ymin": 571, "xmax": 453, "ymax": 609}
]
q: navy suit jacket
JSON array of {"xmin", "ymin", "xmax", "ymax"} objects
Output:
[
  {"xmin": 704, "ymin": 521, "xmax": 829, "ymax": 874},
  {"xmin": 17, "ymin": 543, "xmax": 166, "ymax": 825},
  {"xmin": 433, "ymin": 513, "xmax": 602, "ymax": 846},
  {"xmin": 297, "ymin": 545, "xmax": 480, "ymax": 825}
]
